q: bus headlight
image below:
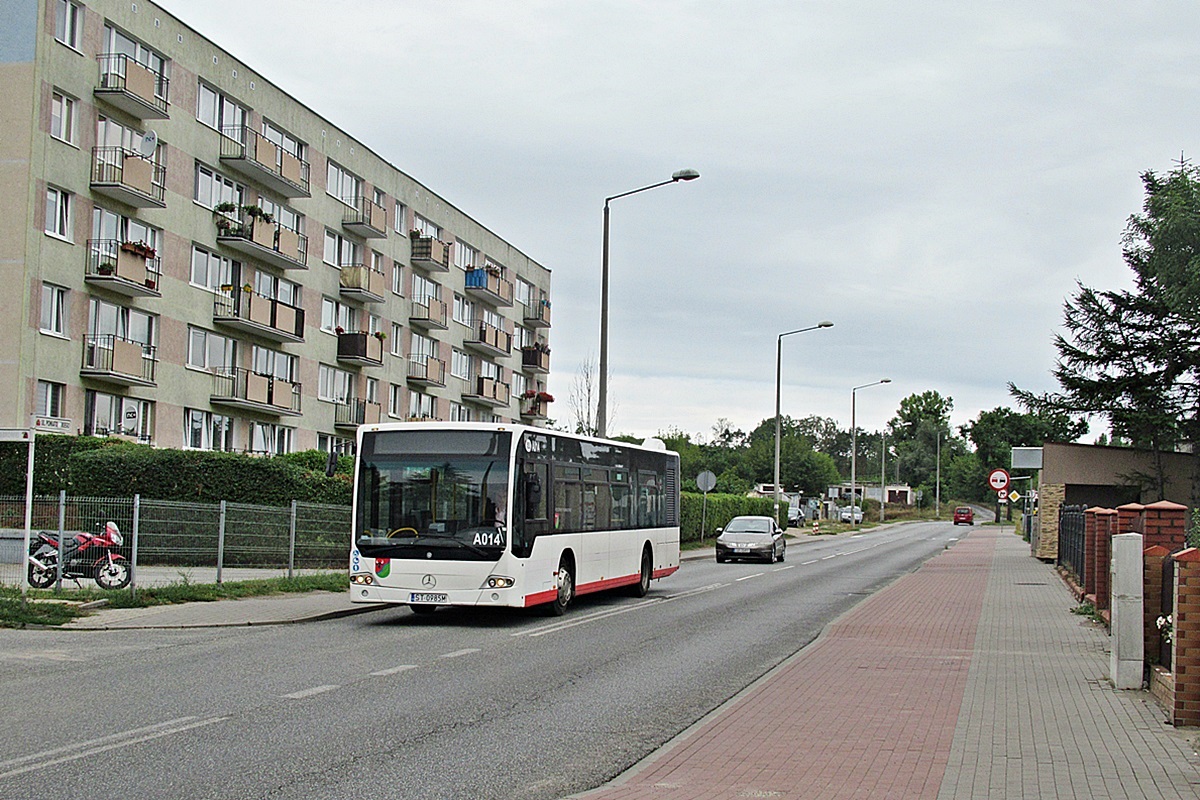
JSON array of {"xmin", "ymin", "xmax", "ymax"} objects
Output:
[
  {"xmin": 350, "ymin": 573, "xmax": 376, "ymax": 585},
  {"xmin": 483, "ymin": 575, "xmax": 514, "ymax": 589}
]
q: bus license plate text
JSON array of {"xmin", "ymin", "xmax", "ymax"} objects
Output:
[{"xmin": 410, "ymin": 592, "xmax": 447, "ymax": 603}]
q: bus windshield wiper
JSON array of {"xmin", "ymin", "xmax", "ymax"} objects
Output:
[{"xmin": 415, "ymin": 535, "xmax": 493, "ymax": 558}]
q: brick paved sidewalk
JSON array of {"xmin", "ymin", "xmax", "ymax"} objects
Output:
[{"xmin": 572, "ymin": 527, "xmax": 1200, "ymax": 800}]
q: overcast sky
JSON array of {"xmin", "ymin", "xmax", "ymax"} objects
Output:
[{"xmin": 158, "ymin": 0, "xmax": 1199, "ymax": 441}]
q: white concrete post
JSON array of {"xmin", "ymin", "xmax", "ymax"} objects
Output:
[{"xmin": 1110, "ymin": 532, "xmax": 1145, "ymax": 689}]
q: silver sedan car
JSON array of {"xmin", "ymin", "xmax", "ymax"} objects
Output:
[{"xmin": 715, "ymin": 515, "xmax": 786, "ymax": 563}]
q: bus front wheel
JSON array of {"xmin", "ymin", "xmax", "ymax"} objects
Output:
[{"xmin": 549, "ymin": 556, "xmax": 574, "ymax": 616}]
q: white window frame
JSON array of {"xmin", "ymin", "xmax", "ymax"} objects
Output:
[
  {"xmin": 194, "ymin": 163, "xmax": 245, "ymax": 210},
  {"xmin": 394, "ymin": 201, "xmax": 408, "ymax": 234},
  {"xmin": 54, "ymin": 0, "xmax": 82, "ymax": 49},
  {"xmin": 326, "ymin": 161, "xmax": 360, "ymax": 206},
  {"xmin": 413, "ymin": 214, "xmax": 440, "ymax": 239},
  {"xmin": 318, "ymin": 363, "xmax": 355, "ymax": 404},
  {"xmin": 389, "ymin": 383, "xmax": 405, "ymax": 418},
  {"xmin": 37, "ymin": 380, "xmax": 66, "ymax": 418},
  {"xmin": 185, "ymin": 408, "xmax": 236, "ymax": 452},
  {"xmin": 451, "ymin": 349, "xmax": 471, "ymax": 380},
  {"xmin": 408, "ymin": 391, "xmax": 435, "ymax": 420},
  {"xmin": 51, "ymin": 91, "xmax": 77, "ymax": 145},
  {"xmin": 249, "ymin": 422, "xmax": 293, "ymax": 455},
  {"xmin": 390, "ymin": 322, "xmax": 404, "ymax": 356},
  {"xmin": 187, "ymin": 326, "xmax": 235, "ymax": 373},
  {"xmin": 449, "ymin": 402, "xmax": 471, "ymax": 422},
  {"xmin": 45, "ymin": 186, "xmax": 71, "ymax": 240},
  {"xmin": 321, "ymin": 297, "xmax": 358, "ymax": 333},
  {"xmin": 197, "ymin": 82, "xmax": 246, "ymax": 134},
  {"xmin": 40, "ymin": 283, "xmax": 68, "ymax": 336},
  {"xmin": 455, "ymin": 240, "xmax": 479, "ymax": 270},
  {"xmin": 190, "ymin": 246, "xmax": 238, "ymax": 293},
  {"xmin": 324, "ymin": 229, "xmax": 361, "ymax": 267}
]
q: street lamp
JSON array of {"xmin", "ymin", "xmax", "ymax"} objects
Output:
[
  {"xmin": 773, "ymin": 321, "xmax": 834, "ymax": 524},
  {"xmin": 850, "ymin": 378, "xmax": 891, "ymax": 528},
  {"xmin": 597, "ymin": 169, "xmax": 700, "ymax": 438}
]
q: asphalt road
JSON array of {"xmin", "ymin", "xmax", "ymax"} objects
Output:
[{"xmin": 0, "ymin": 521, "xmax": 963, "ymax": 800}]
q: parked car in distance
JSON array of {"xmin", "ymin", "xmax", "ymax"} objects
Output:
[
  {"xmin": 839, "ymin": 505, "xmax": 863, "ymax": 523},
  {"xmin": 953, "ymin": 506, "xmax": 975, "ymax": 525},
  {"xmin": 715, "ymin": 515, "xmax": 786, "ymax": 564},
  {"xmin": 787, "ymin": 503, "xmax": 804, "ymax": 526}
]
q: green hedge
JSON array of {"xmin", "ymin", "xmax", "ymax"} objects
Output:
[{"xmin": 681, "ymin": 493, "xmax": 780, "ymax": 542}]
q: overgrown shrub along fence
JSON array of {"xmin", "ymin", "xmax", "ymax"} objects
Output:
[{"xmin": 680, "ymin": 493, "xmax": 779, "ymax": 542}]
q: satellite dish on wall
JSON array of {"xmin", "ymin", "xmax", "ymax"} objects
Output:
[{"xmin": 137, "ymin": 129, "xmax": 159, "ymax": 157}]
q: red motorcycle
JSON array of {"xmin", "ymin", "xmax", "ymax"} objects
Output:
[{"xmin": 27, "ymin": 521, "xmax": 130, "ymax": 590}]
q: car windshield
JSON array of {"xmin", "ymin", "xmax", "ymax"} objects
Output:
[
  {"xmin": 725, "ymin": 519, "xmax": 771, "ymax": 534},
  {"xmin": 355, "ymin": 429, "xmax": 512, "ymax": 561}
]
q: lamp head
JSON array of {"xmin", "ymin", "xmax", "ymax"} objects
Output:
[
  {"xmin": 672, "ymin": 169, "xmax": 700, "ymax": 182},
  {"xmin": 817, "ymin": 320, "xmax": 833, "ymax": 328},
  {"xmin": 881, "ymin": 378, "xmax": 892, "ymax": 384}
]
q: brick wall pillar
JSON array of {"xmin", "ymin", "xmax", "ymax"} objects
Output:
[
  {"xmin": 1117, "ymin": 503, "xmax": 1145, "ymax": 535},
  {"xmin": 1095, "ymin": 509, "xmax": 1117, "ymax": 611},
  {"xmin": 1172, "ymin": 548, "xmax": 1200, "ymax": 726},
  {"xmin": 1144, "ymin": 501, "xmax": 1188, "ymax": 553},
  {"xmin": 1083, "ymin": 507, "xmax": 1102, "ymax": 602},
  {"xmin": 1035, "ymin": 483, "xmax": 1066, "ymax": 560},
  {"xmin": 1144, "ymin": 545, "xmax": 1170, "ymax": 663}
]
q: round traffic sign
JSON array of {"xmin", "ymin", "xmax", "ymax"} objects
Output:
[
  {"xmin": 988, "ymin": 468, "xmax": 1010, "ymax": 492},
  {"xmin": 696, "ymin": 470, "xmax": 717, "ymax": 493}
]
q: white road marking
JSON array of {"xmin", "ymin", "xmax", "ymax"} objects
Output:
[
  {"xmin": 773, "ymin": 565, "xmax": 796, "ymax": 572},
  {"xmin": 0, "ymin": 716, "xmax": 227, "ymax": 779},
  {"xmin": 736, "ymin": 572, "xmax": 764, "ymax": 582},
  {"xmin": 439, "ymin": 648, "xmax": 481, "ymax": 659},
  {"xmin": 371, "ymin": 664, "xmax": 418, "ymax": 676},
  {"xmin": 282, "ymin": 684, "xmax": 339, "ymax": 699},
  {"xmin": 821, "ymin": 554, "xmax": 838, "ymax": 560},
  {"xmin": 802, "ymin": 559, "xmax": 819, "ymax": 565}
]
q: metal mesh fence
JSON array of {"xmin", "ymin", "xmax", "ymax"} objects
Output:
[{"xmin": 0, "ymin": 494, "xmax": 350, "ymax": 589}]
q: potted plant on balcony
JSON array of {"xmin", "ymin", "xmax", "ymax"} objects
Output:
[
  {"xmin": 373, "ymin": 330, "xmax": 387, "ymax": 341},
  {"xmin": 121, "ymin": 240, "xmax": 156, "ymax": 259},
  {"xmin": 241, "ymin": 204, "xmax": 274, "ymax": 224}
]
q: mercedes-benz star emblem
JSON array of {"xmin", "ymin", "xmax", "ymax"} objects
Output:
[{"xmin": 422, "ymin": 575, "xmax": 437, "ymax": 589}]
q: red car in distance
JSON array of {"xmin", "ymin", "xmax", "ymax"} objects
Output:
[{"xmin": 953, "ymin": 506, "xmax": 975, "ymax": 525}]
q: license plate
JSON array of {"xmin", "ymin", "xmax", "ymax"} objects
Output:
[
  {"xmin": 733, "ymin": 547, "xmax": 750, "ymax": 553},
  {"xmin": 410, "ymin": 592, "xmax": 447, "ymax": 604}
]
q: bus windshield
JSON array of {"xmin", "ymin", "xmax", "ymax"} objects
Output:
[{"xmin": 355, "ymin": 429, "xmax": 512, "ymax": 561}]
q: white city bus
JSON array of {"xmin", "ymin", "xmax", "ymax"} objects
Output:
[{"xmin": 348, "ymin": 422, "xmax": 680, "ymax": 614}]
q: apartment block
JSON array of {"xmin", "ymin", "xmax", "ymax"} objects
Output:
[{"xmin": 0, "ymin": 0, "xmax": 554, "ymax": 455}]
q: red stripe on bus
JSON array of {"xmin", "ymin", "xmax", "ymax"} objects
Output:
[
  {"xmin": 524, "ymin": 566, "xmax": 679, "ymax": 607},
  {"xmin": 652, "ymin": 566, "xmax": 679, "ymax": 579}
]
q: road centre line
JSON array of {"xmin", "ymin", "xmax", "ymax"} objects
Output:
[
  {"xmin": 821, "ymin": 554, "xmax": 838, "ymax": 560},
  {"xmin": 283, "ymin": 684, "xmax": 339, "ymax": 699},
  {"xmin": 514, "ymin": 597, "xmax": 664, "ymax": 638},
  {"xmin": 773, "ymin": 564, "xmax": 796, "ymax": 571},
  {"xmin": 371, "ymin": 664, "xmax": 419, "ymax": 676},
  {"xmin": 735, "ymin": 572, "xmax": 764, "ymax": 581},
  {"xmin": 0, "ymin": 716, "xmax": 228, "ymax": 779},
  {"xmin": 802, "ymin": 559, "xmax": 819, "ymax": 565},
  {"xmin": 439, "ymin": 648, "xmax": 482, "ymax": 659}
]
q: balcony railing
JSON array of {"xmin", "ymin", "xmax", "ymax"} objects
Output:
[
  {"xmin": 211, "ymin": 367, "xmax": 302, "ymax": 415},
  {"xmin": 213, "ymin": 289, "xmax": 305, "ymax": 343},
  {"xmin": 215, "ymin": 213, "xmax": 308, "ymax": 271},
  {"xmin": 219, "ymin": 125, "xmax": 310, "ymax": 197},
  {"xmin": 465, "ymin": 268, "xmax": 514, "ymax": 307},
  {"xmin": 410, "ymin": 234, "xmax": 452, "ymax": 272},
  {"xmin": 465, "ymin": 321, "xmax": 512, "ymax": 358},
  {"xmin": 339, "ymin": 264, "xmax": 387, "ymax": 303},
  {"xmin": 80, "ymin": 335, "xmax": 157, "ymax": 386},
  {"xmin": 85, "ymin": 239, "xmax": 162, "ymax": 298},
  {"xmin": 336, "ymin": 331, "xmax": 385, "ymax": 367},
  {"xmin": 521, "ymin": 346, "xmax": 551, "ymax": 374},
  {"xmin": 406, "ymin": 355, "xmax": 446, "ymax": 386},
  {"xmin": 409, "ymin": 298, "xmax": 448, "ymax": 329},
  {"xmin": 334, "ymin": 398, "xmax": 382, "ymax": 429},
  {"xmin": 91, "ymin": 147, "xmax": 166, "ymax": 208},
  {"xmin": 524, "ymin": 298, "xmax": 551, "ymax": 328},
  {"xmin": 464, "ymin": 375, "xmax": 511, "ymax": 407},
  {"xmin": 94, "ymin": 53, "xmax": 169, "ymax": 118},
  {"xmin": 343, "ymin": 196, "xmax": 387, "ymax": 238}
]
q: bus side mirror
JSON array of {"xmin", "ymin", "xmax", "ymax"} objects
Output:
[
  {"xmin": 325, "ymin": 449, "xmax": 338, "ymax": 478},
  {"xmin": 525, "ymin": 473, "xmax": 542, "ymax": 517}
]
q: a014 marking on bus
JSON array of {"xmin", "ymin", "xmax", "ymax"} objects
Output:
[{"xmin": 473, "ymin": 529, "xmax": 506, "ymax": 547}]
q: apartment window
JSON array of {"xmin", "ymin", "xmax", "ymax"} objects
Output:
[
  {"xmin": 318, "ymin": 364, "xmax": 354, "ymax": 403},
  {"xmin": 515, "ymin": 325, "xmax": 535, "ymax": 349},
  {"xmin": 512, "ymin": 372, "xmax": 528, "ymax": 400},
  {"xmin": 326, "ymin": 161, "xmax": 360, "ymax": 205},
  {"xmin": 103, "ymin": 25, "xmax": 167, "ymax": 87},
  {"xmin": 259, "ymin": 197, "xmax": 303, "ymax": 236},
  {"xmin": 481, "ymin": 307, "xmax": 503, "ymax": 330},
  {"xmin": 394, "ymin": 201, "xmax": 408, "ymax": 234},
  {"xmin": 453, "ymin": 294, "xmax": 475, "ymax": 327},
  {"xmin": 190, "ymin": 247, "xmax": 238, "ymax": 292},
  {"xmin": 249, "ymin": 422, "xmax": 293, "ymax": 455},
  {"xmin": 252, "ymin": 345, "xmax": 297, "ymax": 382},
  {"xmin": 449, "ymin": 402, "xmax": 471, "ymax": 423},
  {"xmin": 318, "ymin": 433, "xmax": 355, "ymax": 457},
  {"xmin": 410, "ymin": 331, "xmax": 436, "ymax": 360},
  {"xmin": 37, "ymin": 381, "xmax": 66, "ymax": 418},
  {"xmin": 85, "ymin": 390, "xmax": 153, "ymax": 441},
  {"xmin": 413, "ymin": 214, "xmax": 440, "ymax": 239},
  {"xmin": 252, "ymin": 271, "xmax": 300, "ymax": 308},
  {"xmin": 40, "ymin": 284, "xmax": 68, "ymax": 336},
  {"xmin": 390, "ymin": 322, "xmax": 404, "ymax": 356},
  {"xmin": 187, "ymin": 327, "xmax": 235, "ymax": 372},
  {"xmin": 455, "ymin": 241, "xmax": 479, "ymax": 270},
  {"xmin": 323, "ymin": 229, "xmax": 360, "ymax": 267},
  {"xmin": 320, "ymin": 298, "xmax": 358, "ymax": 333},
  {"xmin": 411, "ymin": 273, "xmax": 439, "ymax": 305},
  {"xmin": 451, "ymin": 349, "xmax": 471, "ymax": 380},
  {"xmin": 54, "ymin": 0, "xmax": 82, "ymax": 49},
  {"xmin": 366, "ymin": 377, "xmax": 379, "ymax": 404},
  {"xmin": 408, "ymin": 391, "xmax": 436, "ymax": 420},
  {"xmin": 45, "ymin": 187, "xmax": 71, "ymax": 240},
  {"xmin": 88, "ymin": 298, "xmax": 155, "ymax": 346},
  {"xmin": 197, "ymin": 83, "xmax": 246, "ymax": 133},
  {"xmin": 392, "ymin": 262, "xmax": 404, "ymax": 296},
  {"xmin": 185, "ymin": 408, "xmax": 235, "ymax": 452},
  {"xmin": 194, "ymin": 163, "xmax": 245, "ymax": 209},
  {"xmin": 389, "ymin": 383, "xmax": 405, "ymax": 418},
  {"xmin": 515, "ymin": 278, "xmax": 534, "ymax": 308},
  {"xmin": 262, "ymin": 120, "xmax": 305, "ymax": 162},
  {"xmin": 478, "ymin": 359, "xmax": 500, "ymax": 380},
  {"xmin": 373, "ymin": 188, "xmax": 386, "ymax": 208},
  {"xmin": 51, "ymin": 92, "xmax": 76, "ymax": 144}
]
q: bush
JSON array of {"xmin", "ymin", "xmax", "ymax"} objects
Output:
[{"xmin": 681, "ymin": 493, "xmax": 779, "ymax": 542}]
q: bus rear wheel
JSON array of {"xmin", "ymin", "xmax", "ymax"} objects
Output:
[
  {"xmin": 549, "ymin": 556, "xmax": 574, "ymax": 616},
  {"xmin": 629, "ymin": 546, "xmax": 652, "ymax": 597}
]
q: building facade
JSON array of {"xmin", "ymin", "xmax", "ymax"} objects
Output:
[{"xmin": 1, "ymin": 0, "xmax": 553, "ymax": 455}]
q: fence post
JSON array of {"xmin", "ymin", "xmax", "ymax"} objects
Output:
[
  {"xmin": 1110, "ymin": 532, "xmax": 1144, "ymax": 689},
  {"xmin": 1172, "ymin": 548, "xmax": 1200, "ymax": 726},
  {"xmin": 130, "ymin": 494, "xmax": 140, "ymax": 599},
  {"xmin": 1144, "ymin": 545, "xmax": 1170, "ymax": 666},
  {"xmin": 54, "ymin": 490, "xmax": 66, "ymax": 592},
  {"xmin": 288, "ymin": 499, "xmax": 297, "ymax": 579},
  {"xmin": 217, "ymin": 499, "xmax": 226, "ymax": 584}
]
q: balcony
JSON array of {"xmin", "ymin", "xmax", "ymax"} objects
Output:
[
  {"xmin": 91, "ymin": 147, "xmax": 166, "ymax": 208},
  {"xmin": 80, "ymin": 335, "xmax": 156, "ymax": 386},
  {"xmin": 521, "ymin": 346, "xmax": 550, "ymax": 374},
  {"xmin": 211, "ymin": 367, "xmax": 301, "ymax": 416},
  {"xmin": 410, "ymin": 234, "xmax": 451, "ymax": 272},
  {"xmin": 406, "ymin": 355, "xmax": 446, "ymax": 387},
  {"xmin": 94, "ymin": 53, "xmax": 169, "ymax": 119},
  {"xmin": 336, "ymin": 331, "xmax": 385, "ymax": 367},
  {"xmin": 342, "ymin": 196, "xmax": 387, "ymax": 238},
  {"xmin": 465, "ymin": 268, "xmax": 514, "ymax": 307},
  {"xmin": 408, "ymin": 298, "xmax": 448, "ymax": 330},
  {"xmin": 464, "ymin": 376, "xmax": 511, "ymax": 408},
  {"xmin": 334, "ymin": 398, "xmax": 382, "ymax": 430},
  {"xmin": 219, "ymin": 125, "xmax": 310, "ymax": 197},
  {"xmin": 464, "ymin": 321, "xmax": 512, "ymax": 359},
  {"xmin": 524, "ymin": 299, "xmax": 551, "ymax": 329},
  {"xmin": 339, "ymin": 264, "xmax": 386, "ymax": 303},
  {"xmin": 85, "ymin": 240, "xmax": 162, "ymax": 298},
  {"xmin": 213, "ymin": 289, "xmax": 305, "ymax": 343},
  {"xmin": 215, "ymin": 210, "xmax": 308, "ymax": 271},
  {"xmin": 519, "ymin": 394, "xmax": 552, "ymax": 420}
]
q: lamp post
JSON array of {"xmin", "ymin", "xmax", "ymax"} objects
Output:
[
  {"xmin": 773, "ymin": 321, "xmax": 834, "ymax": 525},
  {"xmin": 880, "ymin": 431, "xmax": 887, "ymax": 523},
  {"xmin": 597, "ymin": 168, "xmax": 700, "ymax": 438},
  {"xmin": 850, "ymin": 378, "xmax": 891, "ymax": 528}
]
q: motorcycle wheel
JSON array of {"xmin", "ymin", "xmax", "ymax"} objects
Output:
[
  {"xmin": 95, "ymin": 560, "xmax": 131, "ymax": 590},
  {"xmin": 28, "ymin": 563, "xmax": 55, "ymax": 589}
]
